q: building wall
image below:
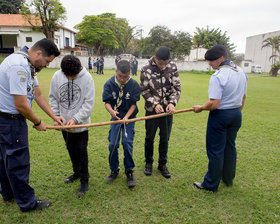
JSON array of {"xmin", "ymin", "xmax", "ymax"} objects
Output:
[
  {"xmin": 17, "ymin": 31, "xmax": 45, "ymax": 49},
  {"xmin": 0, "ymin": 25, "xmax": 75, "ymax": 51},
  {"xmin": 245, "ymin": 30, "xmax": 280, "ymax": 72},
  {"xmin": 55, "ymin": 28, "xmax": 75, "ymax": 49},
  {"xmin": 185, "ymin": 48, "xmax": 208, "ymax": 61},
  {"xmin": 241, "ymin": 61, "xmax": 253, "ymax": 73},
  {"xmin": 0, "ymin": 26, "xmax": 30, "ymax": 33}
]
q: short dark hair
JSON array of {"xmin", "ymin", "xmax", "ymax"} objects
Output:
[
  {"xmin": 204, "ymin": 44, "xmax": 228, "ymax": 61},
  {"xmin": 31, "ymin": 38, "xmax": 60, "ymax": 57},
  {"xmin": 61, "ymin": 55, "xmax": 82, "ymax": 77},
  {"xmin": 156, "ymin": 46, "xmax": 170, "ymax": 60},
  {"xmin": 117, "ymin": 60, "xmax": 130, "ymax": 74}
]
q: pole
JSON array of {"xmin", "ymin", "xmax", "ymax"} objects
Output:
[{"xmin": 46, "ymin": 108, "xmax": 194, "ymax": 130}]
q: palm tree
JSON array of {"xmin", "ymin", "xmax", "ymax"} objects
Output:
[
  {"xmin": 262, "ymin": 35, "xmax": 280, "ymax": 66},
  {"xmin": 192, "ymin": 26, "xmax": 235, "ymax": 59}
]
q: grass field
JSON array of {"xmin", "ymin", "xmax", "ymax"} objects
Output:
[{"xmin": 1, "ymin": 69, "xmax": 279, "ymax": 223}]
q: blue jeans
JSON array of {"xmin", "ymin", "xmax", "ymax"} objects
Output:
[
  {"xmin": 108, "ymin": 122, "xmax": 135, "ymax": 171},
  {"xmin": 0, "ymin": 117, "xmax": 37, "ymax": 211},
  {"xmin": 202, "ymin": 108, "xmax": 242, "ymax": 192}
]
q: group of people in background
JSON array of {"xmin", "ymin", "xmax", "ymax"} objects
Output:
[
  {"xmin": 0, "ymin": 38, "xmax": 247, "ymax": 213},
  {"xmin": 115, "ymin": 55, "xmax": 138, "ymax": 75},
  {"xmin": 88, "ymin": 56, "xmax": 104, "ymax": 74}
]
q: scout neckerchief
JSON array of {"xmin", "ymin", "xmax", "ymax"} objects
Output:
[
  {"xmin": 218, "ymin": 59, "xmax": 238, "ymax": 71},
  {"xmin": 114, "ymin": 75, "xmax": 130, "ymax": 111},
  {"xmin": 14, "ymin": 48, "xmax": 37, "ymax": 96}
]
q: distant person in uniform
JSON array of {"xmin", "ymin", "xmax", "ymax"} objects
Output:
[
  {"xmin": 99, "ymin": 56, "xmax": 104, "ymax": 75},
  {"xmin": 192, "ymin": 44, "xmax": 247, "ymax": 192},
  {"xmin": 132, "ymin": 57, "xmax": 138, "ymax": 76},
  {"xmin": 88, "ymin": 56, "xmax": 93, "ymax": 73},
  {"xmin": 0, "ymin": 38, "xmax": 64, "ymax": 212}
]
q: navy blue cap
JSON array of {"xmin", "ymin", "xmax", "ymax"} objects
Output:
[{"xmin": 205, "ymin": 44, "xmax": 228, "ymax": 61}]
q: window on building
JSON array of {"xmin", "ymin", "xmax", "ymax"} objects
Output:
[
  {"xmin": 244, "ymin": 63, "xmax": 249, "ymax": 67},
  {"xmin": 65, "ymin": 37, "xmax": 70, "ymax": 47},
  {"xmin": 26, "ymin": 37, "xmax": 32, "ymax": 42}
]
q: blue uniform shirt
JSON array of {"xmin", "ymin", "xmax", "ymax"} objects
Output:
[
  {"xmin": 208, "ymin": 60, "xmax": 248, "ymax": 109},
  {"xmin": 102, "ymin": 75, "xmax": 141, "ymax": 119},
  {"xmin": 0, "ymin": 47, "xmax": 38, "ymax": 114}
]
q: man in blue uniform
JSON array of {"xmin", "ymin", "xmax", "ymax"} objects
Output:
[
  {"xmin": 0, "ymin": 38, "xmax": 65, "ymax": 212},
  {"xmin": 192, "ymin": 44, "xmax": 247, "ymax": 192}
]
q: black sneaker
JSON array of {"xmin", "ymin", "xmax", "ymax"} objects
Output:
[
  {"xmin": 126, "ymin": 170, "xmax": 136, "ymax": 188},
  {"xmin": 21, "ymin": 200, "xmax": 52, "ymax": 212},
  {"xmin": 105, "ymin": 168, "xmax": 120, "ymax": 183},
  {"xmin": 77, "ymin": 180, "xmax": 89, "ymax": 197},
  {"xmin": 158, "ymin": 165, "xmax": 171, "ymax": 178},
  {"xmin": 144, "ymin": 163, "xmax": 152, "ymax": 176},
  {"xmin": 64, "ymin": 174, "xmax": 79, "ymax": 184},
  {"xmin": 36, "ymin": 200, "xmax": 52, "ymax": 210}
]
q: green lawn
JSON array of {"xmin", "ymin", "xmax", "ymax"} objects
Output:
[{"xmin": 1, "ymin": 69, "xmax": 279, "ymax": 223}]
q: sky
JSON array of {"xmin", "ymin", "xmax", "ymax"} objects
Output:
[{"xmin": 59, "ymin": 0, "xmax": 280, "ymax": 53}]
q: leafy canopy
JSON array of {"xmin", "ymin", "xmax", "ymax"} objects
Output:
[
  {"xmin": 75, "ymin": 13, "xmax": 135, "ymax": 55},
  {"xmin": 193, "ymin": 26, "xmax": 236, "ymax": 58},
  {"xmin": 21, "ymin": 0, "xmax": 66, "ymax": 40},
  {"xmin": 0, "ymin": 0, "xmax": 22, "ymax": 14},
  {"xmin": 75, "ymin": 14, "xmax": 118, "ymax": 55},
  {"xmin": 139, "ymin": 25, "xmax": 192, "ymax": 60}
]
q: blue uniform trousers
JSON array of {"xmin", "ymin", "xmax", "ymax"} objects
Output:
[
  {"xmin": 202, "ymin": 108, "xmax": 242, "ymax": 192},
  {"xmin": 108, "ymin": 122, "xmax": 135, "ymax": 172},
  {"xmin": 0, "ymin": 117, "xmax": 36, "ymax": 210}
]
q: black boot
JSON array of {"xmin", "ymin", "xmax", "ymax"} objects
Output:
[
  {"xmin": 144, "ymin": 163, "xmax": 152, "ymax": 176},
  {"xmin": 64, "ymin": 174, "xmax": 79, "ymax": 184},
  {"xmin": 126, "ymin": 170, "xmax": 136, "ymax": 188},
  {"xmin": 158, "ymin": 165, "xmax": 171, "ymax": 178},
  {"xmin": 77, "ymin": 180, "xmax": 89, "ymax": 197}
]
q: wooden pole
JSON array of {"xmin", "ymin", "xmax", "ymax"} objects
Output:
[{"xmin": 46, "ymin": 108, "xmax": 194, "ymax": 130}]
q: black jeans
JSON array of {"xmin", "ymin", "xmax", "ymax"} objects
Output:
[
  {"xmin": 62, "ymin": 130, "xmax": 89, "ymax": 181},
  {"xmin": 144, "ymin": 111, "xmax": 173, "ymax": 166}
]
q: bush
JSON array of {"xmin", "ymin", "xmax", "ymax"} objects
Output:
[{"xmin": 270, "ymin": 61, "xmax": 280, "ymax": 77}]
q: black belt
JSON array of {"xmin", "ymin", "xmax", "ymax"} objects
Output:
[{"xmin": 0, "ymin": 111, "xmax": 24, "ymax": 119}]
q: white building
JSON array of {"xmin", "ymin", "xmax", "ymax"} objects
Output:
[
  {"xmin": 0, "ymin": 14, "xmax": 76, "ymax": 54},
  {"xmin": 244, "ymin": 30, "xmax": 280, "ymax": 73},
  {"xmin": 185, "ymin": 47, "xmax": 208, "ymax": 61}
]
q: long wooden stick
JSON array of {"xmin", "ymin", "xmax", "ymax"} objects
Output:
[{"xmin": 46, "ymin": 107, "xmax": 194, "ymax": 130}]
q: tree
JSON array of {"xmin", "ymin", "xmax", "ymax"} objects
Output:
[
  {"xmin": 262, "ymin": 35, "xmax": 280, "ymax": 76},
  {"xmin": 144, "ymin": 25, "xmax": 173, "ymax": 54},
  {"xmin": 262, "ymin": 35, "xmax": 280, "ymax": 65},
  {"xmin": 137, "ymin": 25, "xmax": 192, "ymax": 60},
  {"xmin": 0, "ymin": 0, "xmax": 22, "ymax": 13},
  {"xmin": 99, "ymin": 13, "xmax": 136, "ymax": 53},
  {"xmin": 20, "ymin": 0, "xmax": 66, "ymax": 40},
  {"xmin": 193, "ymin": 26, "xmax": 236, "ymax": 59},
  {"xmin": 75, "ymin": 15, "xmax": 118, "ymax": 55},
  {"xmin": 170, "ymin": 31, "xmax": 192, "ymax": 60}
]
